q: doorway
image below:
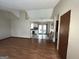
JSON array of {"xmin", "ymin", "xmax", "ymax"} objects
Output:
[
  {"xmin": 55, "ymin": 20, "xmax": 59, "ymax": 47},
  {"xmin": 38, "ymin": 24, "xmax": 47, "ymax": 39},
  {"xmin": 58, "ymin": 10, "xmax": 71, "ymax": 59},
  {"xmin": 38, "ymin": 24, "xmax": 47, "ymax": 34}
]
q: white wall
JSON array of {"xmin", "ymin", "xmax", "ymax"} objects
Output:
[
  {"xmin": 0, "ymin": 10, "xmax": 11, "ymax": 39},
  {"xmin": 11, "ymin": 11, "xmax": 31, "ymax": 38},
  {"xmin": 0, "ymin": 10, "xmax": 31, "ymax": 39},
  {"xmin": 11, "ymin": 19, "xmax": 31, "ymax": 38},
  {"xmin": 53, "ymin": 0, "xmax": 79, "ymax": 59}
]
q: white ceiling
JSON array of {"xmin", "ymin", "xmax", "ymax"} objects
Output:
[
  {"xmin": 0, "ymin": 0, "xmax": 60, "ymax": 10},
  {"xmin": 0, "ymin": 0, "xmax": 60, "ymax": 19},
  {"xmin": 27, "ymin": 9, "xmax": 53, "ymax": 19}
]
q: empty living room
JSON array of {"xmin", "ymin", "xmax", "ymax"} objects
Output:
[{"xmin": 0, "ymin": 0, "xmax": 79, "ymax": 59}]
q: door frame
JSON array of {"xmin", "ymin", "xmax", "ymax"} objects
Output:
[
  {"xmin": 55, "ymin": 20, "xmax": 59, "ymax": 47},
  {"xmin": 58, "ymin": 10, "xmax": 71, "ymax": 59}
]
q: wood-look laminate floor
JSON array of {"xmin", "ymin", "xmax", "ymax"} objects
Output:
[{"xmin": 0, "ymin": 37, "xmax": 60, "ymax": 59}]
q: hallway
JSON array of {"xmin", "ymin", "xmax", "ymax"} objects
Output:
[{"xmin": 0, "ymin": 37, "xmax": 60, "ymax": 59}]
